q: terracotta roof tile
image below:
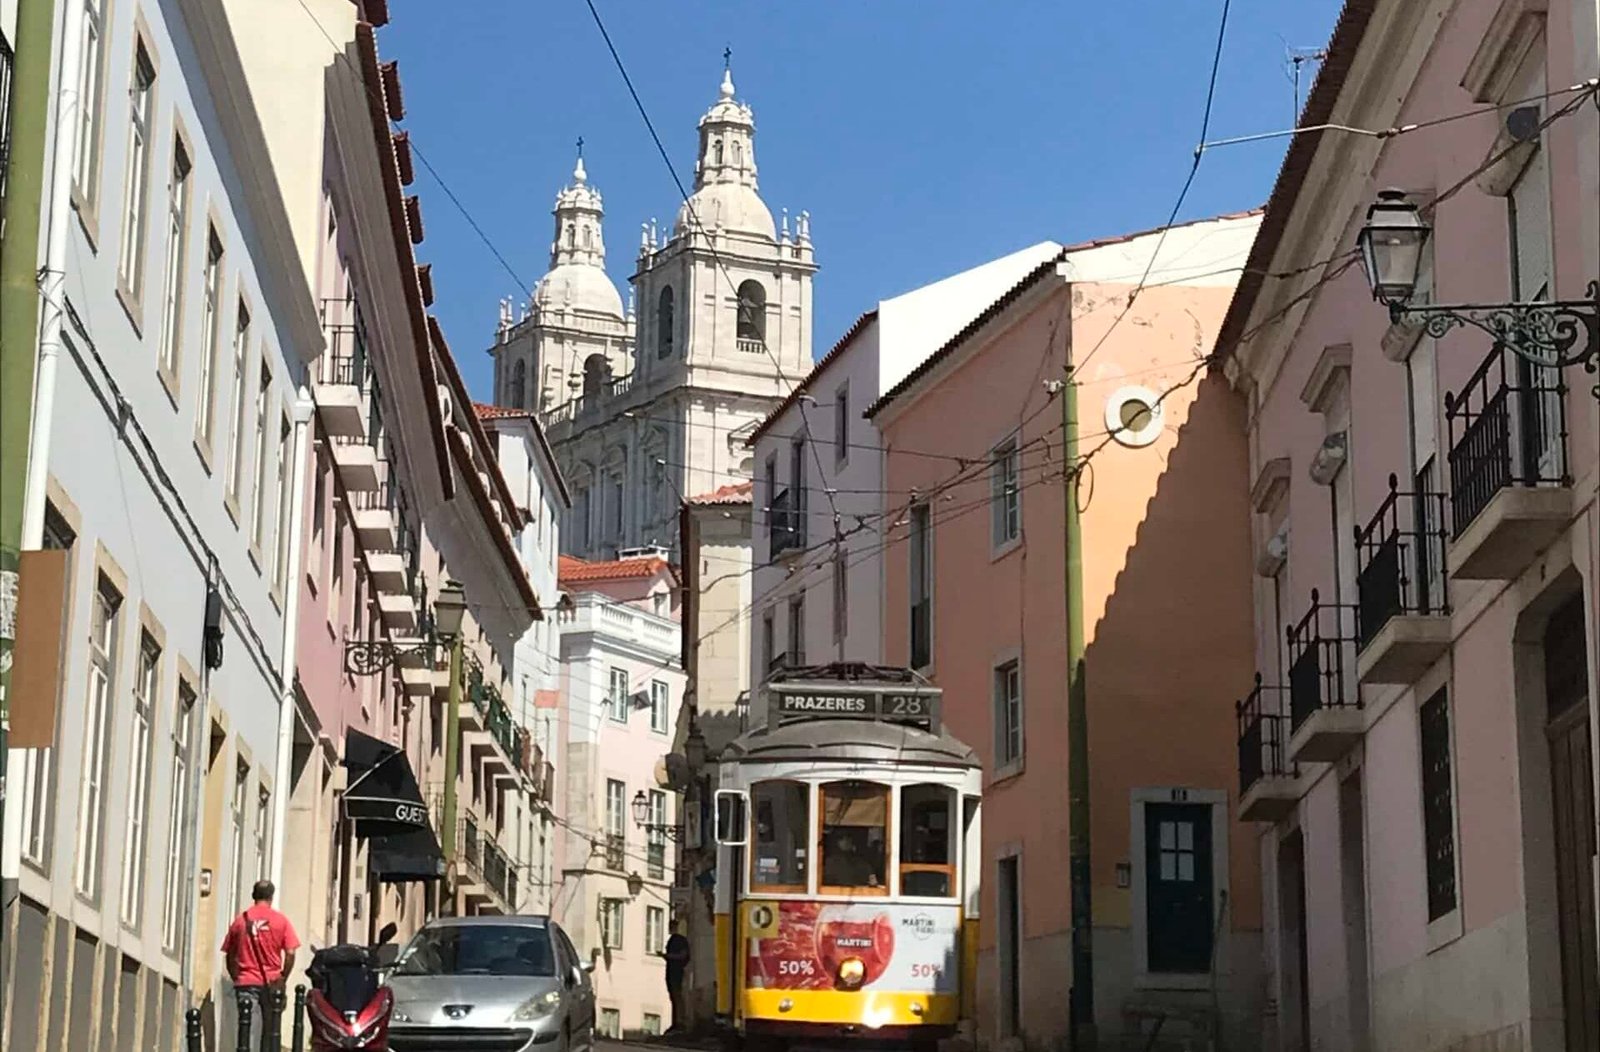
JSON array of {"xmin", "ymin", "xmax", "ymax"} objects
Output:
[
  {"xmin": 473, "ymin": 402, "xmax": 535, "ymax": 421},
  {"xmin": 687, "ymin": 481, "xmax": 753, "ymax": 505},
  {"xmin": 558, "ymin": 555, "xmax": 672, "ymax": 583}
]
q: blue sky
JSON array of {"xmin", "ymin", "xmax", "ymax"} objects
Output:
[{"xmin": 379, "ymin": 1, "xmax": 1344, "ymax": 401}]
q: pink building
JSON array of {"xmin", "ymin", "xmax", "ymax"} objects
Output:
[
  {"xmin": 1220, "ymin": 1, "xmax": 1599, "ymax": 1049},
  {"xmin": 869, "ymin": 214, "xmax": 1265, "ymax": 1050}
]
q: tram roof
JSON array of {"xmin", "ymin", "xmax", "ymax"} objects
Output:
[{"xmin": 721, "ymin": 715, "xmax": 980, "ymax": 769}]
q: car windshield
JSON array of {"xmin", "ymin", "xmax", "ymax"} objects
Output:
[{"xmin": 394, "ymin": 925, "xmax": 556, "ymax": 978}]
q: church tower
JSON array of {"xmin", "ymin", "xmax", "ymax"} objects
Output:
[
  {"xmin": 489, "ymin": 67, "xmax": 815, "ymax": 561},
  {"xmin": 490, "ymin": 150, "xmax": 633, "ymax": 414}
]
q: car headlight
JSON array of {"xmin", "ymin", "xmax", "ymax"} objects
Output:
[
  {"xmin": 390, "ymin": 1010, "xmax": 412, "ymax": 1024},
  {"xmin": 512, "ymin": 990, "xmax": 563, "ymax": 1021},
  {"xmin": 836, "ymin": 957, "xmax": 866, "ymax": 988}
]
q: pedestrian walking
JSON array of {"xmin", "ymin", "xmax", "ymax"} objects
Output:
[
  {"xmin": 221, "ymin": 880, "xmax": 300, "ymax": 1051},
  {"xmin": 663, "ymin": 920, "xmax": 691, "ymax": 1034}
]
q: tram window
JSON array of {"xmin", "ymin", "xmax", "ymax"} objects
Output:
[
  {"xmin": 750, "ymin": 781, "xmax": 810, "ymax": 891},
  {"xmin": 899, "ymin": 784, "xmax": 956, "ymax": 898},
  {"xmin": 819, "ymin": 781, "xmax": 890, "ymax": 894}
]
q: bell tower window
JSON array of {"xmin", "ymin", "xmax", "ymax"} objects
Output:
[
  {"xmin": 657, "ymin": 286, "xmax": 675, "ymax": 359},
  {"xmin": 737, "ymin": 280, "xmax": 767, "ymax": 343},
  {"xmin": 713, "ymin": 139, "xmax": 724, "ymax": 166},
  {"xmin": 583, "ymin": 353, "xmax": 609, "ymax": 400},
  {"xmin": 510, "ymin": 359, "xmax": 527, "ymax": 410}
]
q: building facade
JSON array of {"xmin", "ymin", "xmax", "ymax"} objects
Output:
[
  {"xmin": 488, "ymin": 69, "xmax": 815, "ymax": 560},
  {"xmin": 2, "ymin": 0, "xmax": 323, "ymax": 1047},
  {"xmin": 553, "ymin": 554, "xmax": 685, "ymax": 1039},
  {"xmin": 1221, "ymin": 1, "xmax": 1599, "ymax": 1049},
  {"xmin": 872, "ymin": 214, "xmax": 1266, "ymax": 1050}
]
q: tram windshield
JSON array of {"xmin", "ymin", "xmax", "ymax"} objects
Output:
[
  {"xmin": 750, "ymin": 780, "xmax": 809, "ymax": 891},
  {"xmin": 820, "ymin": 781, "xmax": 889, "ymax": 893},
  {"xmin": 900, "ymin": 783, "xmax": 957, "ymax": 898}
]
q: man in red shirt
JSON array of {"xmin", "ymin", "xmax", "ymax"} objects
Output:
[{"xmin": 221, "ymin": 880, "xmax": 300, "ymax": 1051}]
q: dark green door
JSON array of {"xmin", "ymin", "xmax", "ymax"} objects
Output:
[{"xmin": 1146, "ymin": 803, "xmax": 1215, "ymax": 973}]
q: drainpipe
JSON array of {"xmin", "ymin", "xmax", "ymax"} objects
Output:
[
  {"xmin": 0, "ymin": 0, "xmax": 84, "ymax": 913},
  {"xmin": 439, "ymin": 635, "xmax": 463, "ymax": 908},
  {"xmin": 268, "ymin": 391, "xmax": 315, "ymax": 888},
  {"xmin": 1063, "ymin": 366, "xmax": 1096, "ymax": 1052}
]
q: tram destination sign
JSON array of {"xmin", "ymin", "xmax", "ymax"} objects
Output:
[{"xmin": 769, "ymin": 681, "xmax": 941, "ymax": 724}]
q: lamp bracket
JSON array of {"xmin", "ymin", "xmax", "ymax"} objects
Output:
[
  {"xmin": 1391, "ymin": 282, "xmax": 1600, "ymax": 398},
  {"xmin": 344, "ymin": 639, "xmax": 436, "ymax": 677}
]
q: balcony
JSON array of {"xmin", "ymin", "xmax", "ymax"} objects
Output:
[
  {"xmin": 377, "ymin": 590, "xmax": 417, "ymax": 632},
  {"xmin": 1444, "ymin": 346, "xmax": 1571, "ymax": 581},
  {"xmin": 1236, "ymin": 676, "xmax": 1298, "ymax": 822},
  {"xmin": 399, "ymin": 664, "xmax": 435, "ymax": 696},
  {"xmin": 331, "ymin": 437, "xmax": 380, "ymax": 492},
  {"xmin": 468, "ymin": 729, "xmax": 513, "ymax": 781},
  {"xmin": 465, "ymin": 661, "xmax": 520, "ymax": 763},
  {"xmin": 352, "ymin": 484, "xmax": 399, "ymax": 552},
  {"xmin": 366, "ymin": 549, "xmax": 409, "ymax": 592},
  {"xmin": 314, "ymin": 303, "xmax": 371, "ymax": 437},
  {"xmin": 562, "ymin": 593, "xmax": 680, "ymax": 656},
  {"xmin": 1285, "ymin": 590, "xmax": 1363, "ymax": 763},
  {"xmin": 768, "ymin": 488, "xmax": 805, "ymax": 558},
  {"xmin": 737, "ymin": 338, "xmax": 764, "ymax": 355},
  {"xmin": 1355, "ymin": 475, "xmax": 1452, "ymax": 685}
]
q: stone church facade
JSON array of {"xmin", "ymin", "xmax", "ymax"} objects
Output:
[{"xmin": 488, "ymin": 68, "xmax": 815, "ymax": 558}]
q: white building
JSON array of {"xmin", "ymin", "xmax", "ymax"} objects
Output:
[
  {"xmin": 746, "ymin": 243, "xmax": 1062, "ymax": 691},
  {"xmin": 2, "ymin": 0, "xmax": 321, "ymax": 1048},
  {"xmin": 553, "ymin": 554, "xmax": 685, "ymax": 1039},
  {"xmin": 488, "ymin": 68, "xmax": 815, "ymax": 559},
  {"xmin": 476, "ymin": 403, "xmax": 572, "ymax": 914}
]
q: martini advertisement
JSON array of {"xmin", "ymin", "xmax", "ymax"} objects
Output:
[{"xmin": 744, "ymin": 901, "xmax": 959, "ymax": 993}]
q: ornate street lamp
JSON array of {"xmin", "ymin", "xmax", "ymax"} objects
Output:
[
  {"xmin": 1358, "ymin": 189, "xmax": 1600, "ymax": 394},
  {"xmin": 626, "ymin": 871, "xmax": 645, "ymax": 899},
  {"xmin": 343, "ymin": 579, "xmax": 468, "ymax": 676},
  {"xmin": 631, "ymin": 789, "xmax": 683, "ymax": 841}
]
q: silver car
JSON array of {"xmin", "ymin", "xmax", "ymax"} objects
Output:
[{"xmin": 385, "ymin": 915, "xmax": 596, "ymax": 1052}]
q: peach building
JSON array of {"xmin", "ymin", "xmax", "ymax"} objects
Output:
[
  {"xmin": 869, "ymin": 213, "xmax": 1265, "ymax": 1050},
  {"xmin": 1219, "ymin": 1, "xmax": 1599, "ymax": 1050}
]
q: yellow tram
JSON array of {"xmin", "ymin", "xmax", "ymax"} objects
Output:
[{"xmin": 712, "ymin": 666, "xmax": 983, "ymax": 1052}]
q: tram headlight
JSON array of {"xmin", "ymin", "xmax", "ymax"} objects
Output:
[{"xmin": 836, "ymin": 957, "xmax": 867, "ymax": 988}]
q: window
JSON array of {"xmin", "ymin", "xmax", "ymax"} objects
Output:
[
  {"xmin": 599, "ymin": 1008, "xmax": 622, "ymax": 1040},
  {"xmin": 991, "ymin": 438, "xmax": 1020, "ymax": 546},
  {"xmin": 609, "ymin": 475, "xmax": 623, "ymax": 538},
  {"xmin": 647, "ymin": 790, "xmax": 668, "ymax": 879},
  {"xmin": 649, "ymin": 680, "xmax": 669, "ymax": 734},
  {"xmin": 605, "ymin": 779, "xmax": 625, "ymax": 870},
  {"xmin": 156, "ymin": 138, "xmax": 191, "ymax": 379},
  {"xmin": 250, "ymin": 364, "xmax": 272, "ymax": 551},
  {"xmin": 712, "ymin": 139, "xmax": 724, "ymax": 166},
  {"xmin": 642, "ymin": 1014, "xmax": 662, "ymax": 1037},
  {"xmin": 19, "ymin": 507, "xmax": 76, "ymax": 869},
  {"xmin": 225, "ymin": 301, "xmax": 252, "ymax": 500},
  {"xmin": 72, "ymin": 0, "xmax": 108, "ymax": 202},
  {"xmin": 116, "ymin": 41, "xmax": 156, "ymax": 300},
  {"xmin": 751, "ymin": 780, "xmax": 809, "ymax": 891},
  {"xmin": 120, "ymin": 632, "xmax": 160, "ymax": 927},
  {"xmin": 910, "ymin": 503, "xmax": 932, "ymax": 669},
  {"xmin": 254, "ymin": 786, "xmax": 270, "ymax": 893},
  {"xmin": 832, "ymin": 551, "xmax": 847, "ymax": 644},
  {"xmin": 646, "ymin": 906, "xmax": 666, "ymax": 955},
  {"xmin": 162, "ymin": 679, "xmax": 196, "ymax": 949},
  {"xmin": 75, "ymin": 575, "xmax": 122, "ymax": 899},
  {"xmin": 273, "ymin": 414, "xmax": 292, "ymax": 592},
  {"xmin": 196, "ymin": 230, "xmax": 224, "ymax": 446},
  {"xmin": 819, "ymin": 780, "xmax": 888, "ymax": 893},
  {"xmin": 761, "ymin": 610, "xmax": 776, "ymax": 679},
  {"xmin": 228, "ymin": 759, "xmax": 248, "ymax": 917},
  {"xmin": 994, "ymin": 660, "xmax": 1023, "ymax": 769},
  {"xmin": 900, "ymin": 784, "xmax": 956, "ymax": 898},
  {"xmin": 789, "ymin": 436, "xmax": 807, "ymax": 534},
  {"xmin": 1419, "ymin": 688, "xmax": 1457, "ymax": 921},
  {"xmin": 608, "ymin": 667, "xmax": 630, "ymax": 722},
  {"xmin": 736, "ymin": 280, "xmax": 766, "ymax": 342},
  {"xmin": 657, "ymin": 286, "xmax": 674, "ymax": 358},
  {"xmin": 787, "ymin": 594, "xmax": 804, "ymax": 668},
  {"xmin": 600, "ymin": 898, "xmax": 624, "ymax": 950},
  {"xmin": 834, "ymin": 382, "xmax": 850, "ymax": 463}
]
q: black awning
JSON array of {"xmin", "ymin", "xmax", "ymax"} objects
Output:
[
  {"xmin": 370, "ymin": 826, "xmax": 446, "ymax": 884},
  {"xmin": 343, "ymin": 728, "xmax": 431, "ymax": 835}
]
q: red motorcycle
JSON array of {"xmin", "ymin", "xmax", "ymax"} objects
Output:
[{"xmin": 306, "ymin": 923, "xmax": 398, "ymax": 1051}]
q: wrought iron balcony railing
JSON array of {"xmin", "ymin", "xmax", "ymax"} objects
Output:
[
  {"xmin": 1445, "ymin": 342, "xmax": 1568, "ymax": 538},
  {"xmin": 1355, "ymin": 474, "xmax": 1450, "ymax": 649},
  {"xmin": 1236, "ymin": 675, "xmax": 1290, "ymax": 794},
  {"xmin": 1286, "ymin": 589, "xmax": 1360, "ymax": 734}
]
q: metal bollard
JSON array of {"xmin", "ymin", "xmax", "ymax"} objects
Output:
[
  {"xmin": 236, "ymin": 994, "xmax": 253, "ymax": 1052},
  {"xmin": 290, "ymin": 986, "xmax": 307, "ymax": 1052},
  {"xmin": 185, "ymin": 1008, "xmax": 203, "ymax": 1052},
  {"xmin": 263, "ymin": 988, "xmax": 284, "ymax": 1052}
]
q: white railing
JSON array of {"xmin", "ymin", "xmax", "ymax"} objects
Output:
[{"xmin": 563, "ymin": 593, "xmax": 681, "ymax": 658}]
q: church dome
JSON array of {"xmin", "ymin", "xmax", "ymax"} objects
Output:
[
  {"xmin": 534, "ymin": 263, "xmax": 625, "ymax": 320},
  {"xmin": 675, "ymin": 182, "xmax": 776, "ymax": 241}
]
